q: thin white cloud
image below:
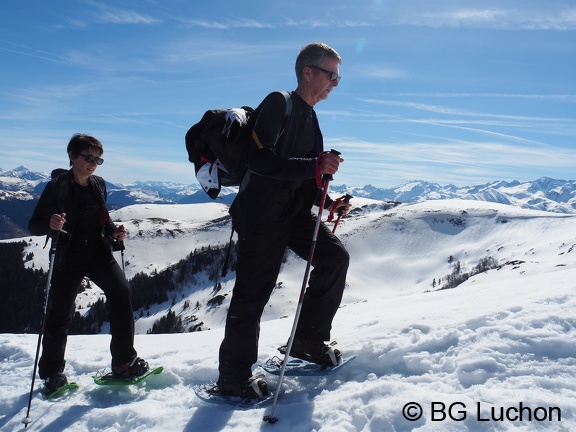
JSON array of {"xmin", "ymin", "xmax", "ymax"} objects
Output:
[
  {"xmin": 83, "ymin": 0, "xmax": 160, "ymax": 25},
  {"xmin": 358, "ymin": 98, "xmax": 574, "ymax": 124},
  {"xmin": 159, "ymin": 38, "xmax": 286, "ymax": 65},
  {"xmin": 0, "ymin": 44, "xmax": 71, "ymax": 66},
  {"xmin": 179, "ymin": 18, "xmax": 271, "ymax": 30},
  {"xmin": 331, "ymin": 139, "xmax": 566, "ymax": 168},
  {"xmin": 361, "ymin": 66, "xmax": 406, "ymax": 80},
  {"xmin": 327, "ymin": 137, "xmax": 576, "ymax": 186},
  {"xmin": 72, "ymin": 2, "xmax": 576, "ymax": 31},
  {"xmin": 409, "ymin": 8, "xmax": 509, "ymax": 27},
  {"xmin": 335, "ymin": 104, "xmax": 574, "ymax": 150},
  {"xmin": 177, "ymin": 15, "xmax": 372, "ymax": 30},
  {"xmin": 380, "ymin": 93, "xmax": 576, "ymax": 102},
  {"xmin": 98, "ymin": 9, "xmax": 159, "ymax": 25},
  {"xmin": 397, "ymin": 7, "xmax": 576, "ymax": 31}
]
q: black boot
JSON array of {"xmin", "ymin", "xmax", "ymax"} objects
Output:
[{"xmin": 286, "ymin": 337, "xmax": 341, "ymax": 366}]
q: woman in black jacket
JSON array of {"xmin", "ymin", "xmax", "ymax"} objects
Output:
[{"xmin": 29, "ymin": 133, "xmax": 148, "ymax": 394}]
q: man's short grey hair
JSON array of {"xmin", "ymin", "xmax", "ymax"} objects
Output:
[{"xmin": 295, "ymin": 42, "xmax": 342, "ymax": 84}]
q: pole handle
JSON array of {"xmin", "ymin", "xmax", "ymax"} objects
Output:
[
  {"xmin": 339, "ymin": 193, "xmax": 353, "ymax": 215},
  {"xmin": 321, "ymin": 149, "xmax": 341, "ymax": 182},
  {"xmin": 342, "ymin": 193, "xmax": 353, "ymax": 205}
]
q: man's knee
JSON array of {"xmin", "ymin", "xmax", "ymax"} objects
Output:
[{"xmin": 326, "ymin": 244, "xmax": 350, "ymax": 269}]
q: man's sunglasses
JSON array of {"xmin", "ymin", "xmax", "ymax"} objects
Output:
[
  {"xmin": 78, "ymin": 154, "xmax": 104, "ymax": 165},
  {"xmin": 309, "ymin": 65, "xmax": 341, "ymax": 83}
]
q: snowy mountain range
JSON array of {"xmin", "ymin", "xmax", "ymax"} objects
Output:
[
  {"xmin": 1, "ymin": 197, "xmax": 575, "ymax": 430},
  {"xmin": 1, "ymin": 165, "xmax": 576, "ymax": 240}
]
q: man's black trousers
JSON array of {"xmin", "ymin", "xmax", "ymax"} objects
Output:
[{"xmin": 218, "ymin": 209, "xmax": 350, "ymax": 385}]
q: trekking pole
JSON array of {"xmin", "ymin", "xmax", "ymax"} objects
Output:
[
  {"xmin": 121, "ymin": 248, "xmax": 125, "ymax": 275},
  {"xmin": 112, "ymin": 237, "xmax": 126, "ymax": 275},
  {"xmin": 23, "ymin": 230, "xmax": 61, "ymax": 427},
  {"xmin": 332, "ymin": 193, "xmax": 353, "ymax": 234},
  {"xmin": 264, "ymin": 149, "xmax": 340, "ymax": 425},
  {"xmin": 119, "ymin": 241, "xmax": 126, "ymax": 275}
]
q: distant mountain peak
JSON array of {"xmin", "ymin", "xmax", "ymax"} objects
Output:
[
  {"xmin": 2, "ymin": 166, "xmax": 49, "ymax": 182},
  {"xmin": 1, "ymin": 167, "xmax": 576, "ymax": 240}
]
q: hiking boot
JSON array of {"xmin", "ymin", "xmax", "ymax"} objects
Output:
[
  {"xmin": 112, "ymin": 356, "xmax": 149, "ymax": 379},
  {"xmin": 287, "ymin": 337, "xmax": 342, "ymax": 367},
  {"xmin": 44, "ymin": 372, "xmax": 68, "ymax": 394},
  {"xmin": 211, "ymin": 375, "xmax": 269, "ymax": 399}
]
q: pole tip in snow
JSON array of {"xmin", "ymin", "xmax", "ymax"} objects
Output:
[
  {"xmin": 263, "ymin": 415, "xmax": 278, "ymax": 424},
  {"xmin": 22, "ymin": 416, "xmax": 32, "ymax": 426}
]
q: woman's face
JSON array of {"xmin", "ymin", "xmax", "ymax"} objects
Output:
[{"xmin": 70, "ymin": 148, "xmax": 103, "ymax": 179}]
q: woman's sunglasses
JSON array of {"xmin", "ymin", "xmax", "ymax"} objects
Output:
[{"xmin": 78, "ymin": 154, "xmax": 104, "ymax": 165}]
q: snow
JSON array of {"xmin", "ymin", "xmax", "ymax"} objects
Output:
[{"xmin": 2, "ymin": 198, "xmax": 576, "ymax": 431}]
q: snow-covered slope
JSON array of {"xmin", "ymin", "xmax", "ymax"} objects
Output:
[{"xmin": 1, "ymin": 198, "xmax": 576, "ymax": 431}]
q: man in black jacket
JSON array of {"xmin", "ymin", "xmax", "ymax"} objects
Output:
[
  {"xmin": 29, "ymin": 134, "xmax": 148, "ymax": 395},
  {"xmin": 215, "ymin": 42, "xmax": 351, "ymax": 398}
]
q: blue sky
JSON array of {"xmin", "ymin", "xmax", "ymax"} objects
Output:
[{"xmin": 1, "ymin": 0, "xmax": 575, "ymax": 187}]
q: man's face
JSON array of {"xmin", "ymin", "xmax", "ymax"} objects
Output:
[{"xmin": 308, "ymin": 57, "xmax": 340, "ymax": 105}]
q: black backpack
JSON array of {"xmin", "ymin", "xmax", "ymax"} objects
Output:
[{"xmin": 185, "ymin": 91, "xmax": 292, "ymax": 199}]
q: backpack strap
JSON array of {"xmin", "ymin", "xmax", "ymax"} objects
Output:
[
  {"xmin": 89, "ymin": 175, "xmax": 107, "ymax": 207},
  {"xmin": 252, "ymin": 91, "xmax": 292, "ymax": 150},
  {"xmin": 278, "ymin": 90, "xmax": 292, "ymax": 118},
  {"xmin": 50, "ymin": 169, "xmax": 70, "ymax": 214}
]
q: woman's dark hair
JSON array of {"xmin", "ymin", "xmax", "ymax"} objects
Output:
[{"xmin": 67, "ymin": 133, "xmax": 103, "ymax": 166}]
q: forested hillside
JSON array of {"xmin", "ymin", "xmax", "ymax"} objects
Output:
[{"xmin": 0, "ymin": 241, "xmax": 236, "ymax": 335}]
